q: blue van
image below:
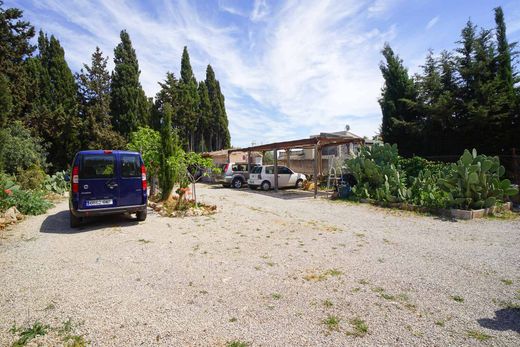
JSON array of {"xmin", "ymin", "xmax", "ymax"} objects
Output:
[{"xmin": 67, "ymin": 150, "xmax": 148, "ymax": 227}]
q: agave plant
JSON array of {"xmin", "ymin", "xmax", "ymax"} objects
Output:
[{"xmin": 439, "ymin": 149, "xmax": 518, "ymax": 210}]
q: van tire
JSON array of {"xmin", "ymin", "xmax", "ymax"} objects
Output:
[
  {"xmin": 261, "ymin": 181, "xmax": 271, "ymax": 191},
  {"xmin": 136, "ymin": 209, "xmax": 147, "ymax": 221},
  {"xmin": 70, "ymin": 210, "xmax": 80, "ymax": 228},
  {"xmin": 232, "ymin": 177, "xmax": 243, "ymax": 189}
]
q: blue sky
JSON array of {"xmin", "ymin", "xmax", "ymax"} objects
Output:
[{"xmin": 8, "ymin": 0, "xmax": 520, "ymax": 147}]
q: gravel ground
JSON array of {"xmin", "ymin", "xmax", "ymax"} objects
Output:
[{"xmin": 1, "ymin": 184, "xmax": 519, "ymax": 346}]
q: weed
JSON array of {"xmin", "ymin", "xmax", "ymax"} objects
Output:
[
  {"xmin": 304, "ymin": 273, "xmax": 326, "ymax": 281},
  {"xmin": 323, "ymin": 315, "xmax": 341, "ymax": 331},
  {"xmin": 371, "ymin": 287, "xmax": 385, "ymax": 293},
  {"xmin": 229, "ymin": 317, "xmax": 237, "ymax": 322},
  {"xmin": 138, "ymin": 239, "xmax": 151, "ymax": 244},
  {"xmin": 500, "ymin": 279, "xmax": 513, "ymax": 285},
  {"xmin": 62, "ymin": 334, "xmax": 88, "ymax": 347},
  {"xmin": 435, "ymin": 320, "xmax": 445, "ymax": 327},
  {"xmin": 358, "ymin": 279, "xmax": 369, "ymax": 285},
  {"xmin": 12, "ymin": 321, "xmax": 48, "ymax": 347},
  {"xmin": 324, "ymin": 269, "xmax": 343, "ymax": 277},
  {"xmin": 346, "ymin": 318, "xmax": 368, "ymax": 337},
  {"xmin": 323, "ymin": 299, "xmax": 333, "ymax": 308},
  {"xmin": 466, "ymin": 330, "xmax": 492, "ymax": 341},
  {"xmin": 354, "ymin": 232, "xmax": 365, "ymax": 238},
  {"xmin": 254, "ymin": 266, "xmax": 261, "ymax": 271},
  {"xmin": 451, "ymin": 295, "xmax": 464, "ymax": 303},
  {"xmin": 44, "ymin": 303, "xmax": 56, "ymax": 310},
  {"xmin": 266, "ymin": 262, "xmax": 275, "ymax": 267},
  {"xmin": 381, "ymin": 293, "xmax": 395, "ymax": 300},
  {"xmin": 227, "ymin": 340, "xmax": 249, "ymax": 347},
  {"xmin": 351, "ymin": 287, "xmax": 361, "ymax": 293},
  {"xmin": 271, "ymin": 293, "xmax": 282, "ymax": 300}
]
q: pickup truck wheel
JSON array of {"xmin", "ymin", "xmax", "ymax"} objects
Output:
[
  {"xmin": 261, "ymin": 181, "xmax": 271, "ymax": 191},
  {"xmin": 232, "ymin": 177, "xmax": 243, "ymax": 189},
  {"xmin": 296, "ymin": 179, "xmax": 304, "ymax": 189},
  {"xmin": 136, "ymin": 209, "xmax": 147, "ymax": 221},
  {"xmin": 69, "ymin": 210, "xmax": 80, "ymax": 228}
]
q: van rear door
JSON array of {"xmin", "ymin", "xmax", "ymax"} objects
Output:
[
  {"xmin": 118, "ymin": 153, "xmax": 144, "ymax": 206},
  {"xmin": 79, "ymin": 153, "xmax": 119, "ymax": 209}
]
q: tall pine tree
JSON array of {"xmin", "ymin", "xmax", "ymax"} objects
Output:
[
  {"xmin": 196, "ymin": 81, "xmax": 211, "ymax": 152},
  {"xmin": 76, "ymin": 47, "xmax": 125, "ymax": 149},
  {"xmin": 178, "ymin": 46, "xmax": 199, "ymax": 151},
  {"xmin": 110, "ymin": 30, "xmax": 149, "ymax": 138}
]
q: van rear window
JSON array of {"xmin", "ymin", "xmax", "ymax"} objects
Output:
[
  {"xmin": 121, "ymin": 155, "xmax": 141, "ymax": 178},
  {"xmin": 80, "ymin": 155, "xmax": 115, "ymax": 179}
]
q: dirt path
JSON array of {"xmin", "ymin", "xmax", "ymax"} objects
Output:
[{"xmin": 1, "ymin": 185, "xmax": 519, "ymax": 346}]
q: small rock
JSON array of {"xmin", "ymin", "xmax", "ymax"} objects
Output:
[
  {"xmin": 0, "ymin": 217, "xmax": 5, "ymax": 225},
  {"xmin": 4, "ymin": 207, "xmax": 20, "ymax": 223}
]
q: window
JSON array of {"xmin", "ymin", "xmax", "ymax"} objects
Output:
[
  {"xmin": 232, "ymin": 164, "xmax": 239, "ymax": 172},
  {"xmin": 252, "ymin": 166, "xmax": 262, "ymax": 174},
  {"xmin": 265, "ymin": 166, "xmax": 274, "ymax": 174},
  {"xmin": 121, "ymin": 155, "xmax": 141, "ymax": 178},
  {"xmin": 80, "ymin": 155, "xmax": 115, "ymax": 179},
  {"xmin": 279, "ymin": 167, "xmax": 292, "ymax": 174}
]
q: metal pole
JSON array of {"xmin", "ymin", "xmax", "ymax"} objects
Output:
[
  {"xmin": 313, "ymin": 143, "xmax": 318, "ymax": 199},
  {"xmin": 247, "ymin": 151, "xmax": 251, "ymax": 173},
  {"xmin": 286, "ymin": 148, "xmax": 290, "ymax": 169},
  {"xmin": 274, "ymin": 148, "xmax": 278, "ymax": 191}
]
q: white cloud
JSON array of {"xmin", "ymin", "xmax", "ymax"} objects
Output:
[
  {"xmin": 250, "ymin": 0, "xmax": 270, "ymax": 22},
  {"xmin": 17, "ymin": 0, "xmax": 393, "ymax": 145},
  {"xmin": 367, "ymin": 0, "xmax": 401, "ymax": 18},
  {"xmin": 426, "ymin": 16, "xmax": 439, "ymax": 30}
]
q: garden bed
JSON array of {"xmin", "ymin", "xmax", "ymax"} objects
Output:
[{"xmin": 148, "ymin": 196, "xmax": 217, "ymax": 218}]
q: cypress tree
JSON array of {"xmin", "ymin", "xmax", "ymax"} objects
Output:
[
  {"xmin": 378, "ymin": 44, "xmax": 419, "ymax": 156},
  {"xmin": 216, "ymin": 81, "xmax": 231, "ymax": 148},
  {"xmin": 196, "ymin": 81, "xmax": 211, "ymax": 152},
  {"xmin": 159, "ymin": 102, "xmax": 175, "ymax": 200},
  {"xmin": 110, "ymin": 30, "xmax": 149, "ymax": 138},
  {"xmin": 76, "ymin": 47, "xmax": 125, "ymax": 149},
  {"xmin": 178, "ymin": 46, "xmax": 199, "ymax": 151},
  {"xmin": 152, "ymin": 72, "xmax": 179, "ymax": 131},
  {"xmin": 0, "ymin": 1, "xmax": 35, "ymax": 119},
  {"xmin": 205, "ymin": 65, "xmax": 226, "ymax": 150}
]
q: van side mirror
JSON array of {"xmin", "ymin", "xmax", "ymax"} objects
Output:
[{"xmin": 64, "ymin": 173, "xmax": 70, "ymax": 182}]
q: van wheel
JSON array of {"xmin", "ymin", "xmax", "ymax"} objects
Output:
[
  {"xmin": 232, "ymin": 178, "xmax": 243, "ymax": 189},
  {"xmin": 261, "ymin": 181, "xmax": 271, "ymax": 191},
  {"xmin": 136, "ymin": 209, "xmax": 147, "ymax": 221},
  {"xmin": 296, "ymin": 179, "xmax": 304, "ymax": 189},
  {"xmin": 70, "ymin": 210, "xmax": 80, "ymax": 228}
]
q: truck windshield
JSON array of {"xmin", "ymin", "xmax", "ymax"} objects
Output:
[{"xmin": 80, "ymin": 154, "xmax": 115, "ymax": 179}]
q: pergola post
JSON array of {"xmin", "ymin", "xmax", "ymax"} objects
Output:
[
  {"xmin": 273, "ymin": 148, "xmax": 278, "ymax": 191},
  {"xmin": 286, "ymin": 148, "xmax": 290, "ymax": 169},
  {"xmin": 227, "ymin": 150, "xmax": 231, "ymax": 164},
  {"xmin": 313, "ymin": 143, "xmax": 318, "ymax": 199},
  {"xmin": 247, "ymin": 151, "xmax": 251, "ymax": 173}
]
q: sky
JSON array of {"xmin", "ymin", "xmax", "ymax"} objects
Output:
[{"xmin": 7, "ymin": 0, "xmax": 520, "ymax": 147}]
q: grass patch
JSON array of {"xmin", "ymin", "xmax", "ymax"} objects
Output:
[
  {"xmin": 323, "ymin": 315, "xmax": 341, "ymax": 331},
  {"xmin": 227, "ymin": 340, "xmax": 249, "ymax": 347},
  {"xmin": 229, "ymin": 317, "xmax": 237, "ymax": 323},
  {"xmin": 467, "ymin": 330, "xmax": 492, "ymax": 341},
  {"xmin": 323, "ymin": 299, "xmax": 333, "ymax": 308},
  {"xmin": 137, "ymin": 239, "xmax": 151, "ymax": 244},
  {"xmin": 435, "ymin": 320, "xmax": 445, "ymax": 327},
  {"xmin": 304, "ymin": 269, "xmax": 343, "ymax": 282},
  {"xmin": 324, "ymin": 269, "xmax": 343, "ymax": 277},
  {"xmin": 500, "ymin": 279, "xmax": 513, "ymax": 285},
  {"xmin": 271, "ymin": 293, "xmax": 282, "ymax": 300},
  {"xmin": 371, "ymin": 286, "xmax": 385, "ymax": 293},
  {"xmin": 346, "ymin": 318, "xmax": 368, "ymax": 337},
  {"xmin": 11, "ymin": 321, "xmax": 49, "ymax": 347},
  {"xmin": 451, "ymin": 295, "xmax": 464, "ymax": 303},
  {"xmin": 381, "ymin": 293, "xmax": 395, "ymax": 300},
  {"xmin": 358, "ymin": 279, "xmax": 369, "ymax": 285}
]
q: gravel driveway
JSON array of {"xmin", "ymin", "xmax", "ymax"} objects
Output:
[{"xmin": 1, "ymin": 184, "xmax": 519, "ymax": 346}]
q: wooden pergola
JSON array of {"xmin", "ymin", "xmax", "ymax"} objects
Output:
[{"xmin": 228, "ymin": 136, "xmax": 364, "ymax": 198}]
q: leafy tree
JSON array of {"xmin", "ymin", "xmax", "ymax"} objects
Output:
[
  {"xmin": 76, "ymin": 47, "xmax": 125, "ymax": 149},
  {"xmin": 128, "ymin": 126, "xmax": 161, "ymax": 196},
  {"xmin": 0, "ymin": 121, "xmax": 47, "ymax": 174},
  {"xmin": 110, "ymin": 30, "xmax": 149, "ymax": 138},
  {"xmin": 0, "ymin": 1, "xmax": 35, "ymax": 119},
  {"xmin": 0, "ymin": 73, "xmax": 12, "ymax": 127}
]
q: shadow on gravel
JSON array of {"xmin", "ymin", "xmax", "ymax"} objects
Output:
[
  {"xmin": 40, "ymin": 210, "xmax": 139, "ymax": 234},
  {"xmin": 477, "ymin": 308, "xmax": 520, "ymax": 334}
]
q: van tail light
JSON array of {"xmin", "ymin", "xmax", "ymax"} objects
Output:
[
  {"xmin": 72, "ymin": 166, "xmax": 79, "ymax": 193},
  {"xmin": 223, "ymin": 163, "xmax": 230, "ymax": 173},
  {"xmin": 141, "ymin": 165, "xmax": 147, "ymax": 190}
]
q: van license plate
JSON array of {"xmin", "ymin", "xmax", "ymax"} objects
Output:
[{"xmin": 87, "ymin": 199, "xmax": 113, "ymax": 207}]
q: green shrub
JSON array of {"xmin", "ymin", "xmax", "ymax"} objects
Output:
[
  {"xmin": 4, "ymin": 189, "xmax": 52, "ymax": 215},
  {"xmin": 399, "ymin": 156, "xmax": 449, "ymax": 185},
  {"xmin": 409, "ymin": 169, "xmax": 450, "ymax": 209},
  {"xmin": 17, "ymin": 164, "xmax": 46, "ymax": 190},
  {"xmin": 439, "ymin": 149, "xmax": 518, "ymax": 209},
  {"xmin": 0, "ymin": 173, "xmax": 19, "ymax": 212},
  {"xmin": 0, "ymin": 121, "xmax": 47, "ymax": 174},
  {"xmin": 43, "ymin": 170, "xmax": 69, "ymax": 194}
]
